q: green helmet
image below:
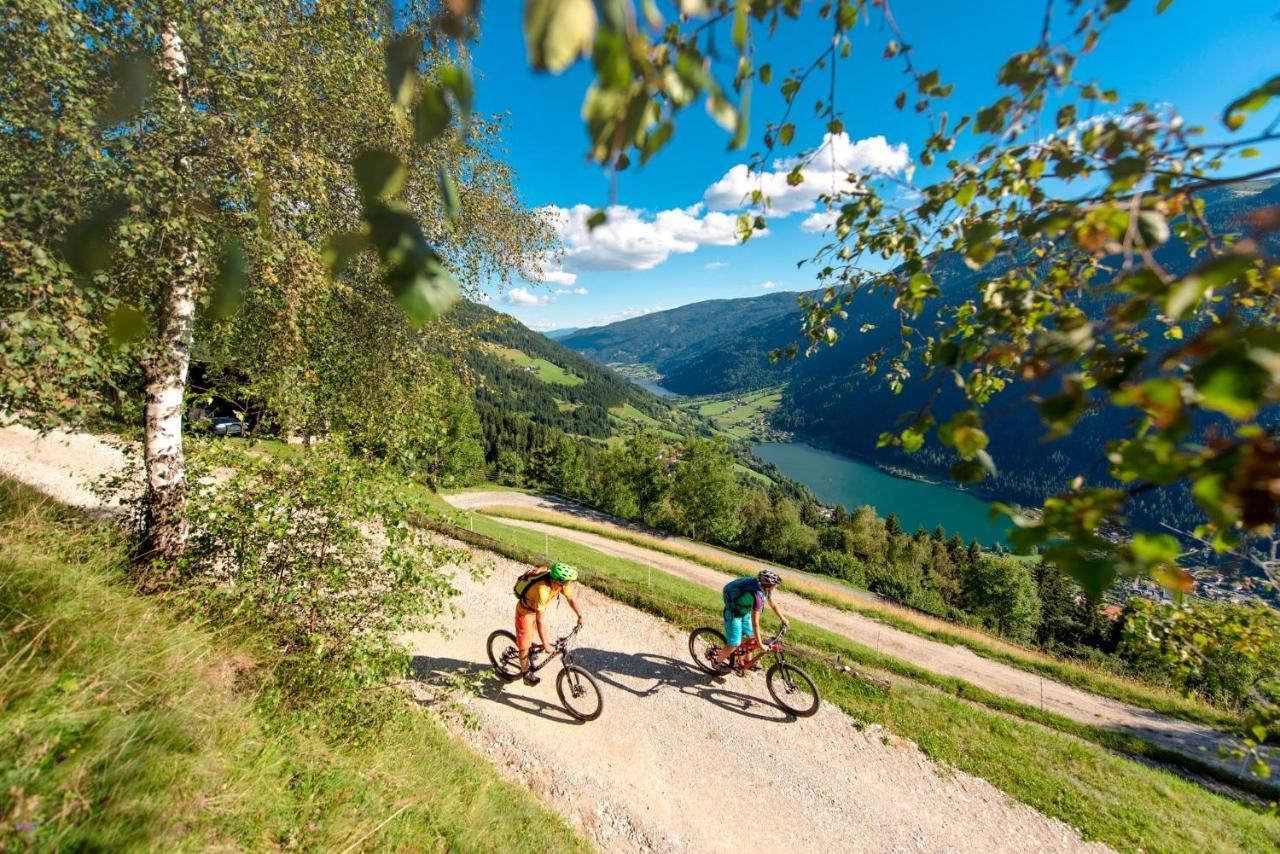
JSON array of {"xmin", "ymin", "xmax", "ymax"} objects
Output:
[{"xmin": 549, "ymin": 562, "xmax": 578, "ymax": 582}]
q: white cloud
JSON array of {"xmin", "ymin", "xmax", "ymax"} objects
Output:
[
  {"xmin": 572, "ymin": 287, "xmax": 589, "ymax": 296},
  {"xmin": 539, "ymin": 268, "xmax": 579, "ymax": 285},
  {"xmin": 760, "ymin": 281, "xmax": 777, "ymax": 290},
  {"xmin": 505, "ymin": 287, "xmax": 549, "ymax": 307},
  {"xmin": 536, "ymin": 202, "xmax": 746, "ymax": 280},
  {"xmin": 704, "ymin": 261, "xmax": 728, "ymax": 269},
  {"xmin": 553, "ymin": 287, "xmax": 591, "ymax": 297},
  {"xmin": 703, "ymin": 133, "xmax": 910, "ymax": 215},
  {"xmin": 800, "ymin": 209, "xmax": 839, "ymax": 233}
]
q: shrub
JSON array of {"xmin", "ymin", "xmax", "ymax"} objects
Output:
[{"xmin": 177, "ymin": 441, "xmax": 468, "ymax": 732}]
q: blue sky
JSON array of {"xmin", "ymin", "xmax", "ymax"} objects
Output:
[{"xmin": 466, "ymin": 1, "xmax": 1278, "ymax": 332}]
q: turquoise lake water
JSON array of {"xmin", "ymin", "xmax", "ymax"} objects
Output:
[{"xmin": 753, "ymin": 441, "xmax": 1010, "ymax": 545}]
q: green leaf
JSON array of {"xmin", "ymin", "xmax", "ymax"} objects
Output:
[
  {"xmin": 394, "ymin": 260, "xmax": 459, "ymax": 327},
  {"xmin": 353, "ymin": 150, "xmax": 407, "ymax": 203},
  {"xmin": 1136, "ymin": 210, "xmax": 1169, "ymax": 246},
  {"xmin": 758, "ymin": 64, "xmax": 772, "ymax": 85},
  {"xmin": 586, "ymin": 209, "xmax": 607, "ymax": 230},
  {"xmin": 1222, "ymin": 74, "xmax": 1280, "ymax": 129},
  {"xmin": 439, "ymin": 64, "xmax": 474, "ymax": 119},
  {"xmin": 63, "ymin": 199, "xmax": 128, "ymax": 274},
  {"xmin": 437, "ymin": 166, "xmax": 461, "ymax": 220},
  {"xmin": 107, "ymin": 305, "xmax": 147, "ymax": 346},
  {"xmin": 939, "ymin": 411, "xmax": 988, "ymax": 458},
  {"xmin": 322, "ymin": 231, "xmax": 368, "ymax": 276},
  {"xmin": 209, "ymin": 241, "xmax": 248, "ymax": 319},
  {"xmin": 100, "ymin": 56, "xmax": 155, "ymax": 124},
  {"xmin": 732, "ymin": 0, "xmax": 748, "ymax": 51},
  {"xmin": 1165, "ymin": 254, "xmax": 1253, "ymax": 318},
  {"xmin": 384, "ymin": 33, "xmax": 420, "ymax": 109},
  {"xmin": 778, "ymin": 123, "xmax": 795, "ymax": 145},
  {"xmin": 949, "ymin": 459, "xmax": 986, "ymax": 483},
  {"xmin": 524, "ymin": 0, "xmax": 597, "ymax": 73},
  {"xmin": 414, "ymin": 85, "xmax": 452, "ymax": 145}
]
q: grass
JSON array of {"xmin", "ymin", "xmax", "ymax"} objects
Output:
[
  {"xmin": 684, "ymin": 387, "xmax": 783, "ymax": 439},
  {"xmin": 416, "ymin": 506, "xmax": 1280, "ymax": 852},
  {"xmin": 478, "ymin": 503, "xmax": 1241, "ymax": 732},
  {"xmin": 484, "ymin": 343, "xmax": 584, "ymax": 386},
  {"xmin": 0, "ymin": 481, "xmax": 586, "ymax": 852}
]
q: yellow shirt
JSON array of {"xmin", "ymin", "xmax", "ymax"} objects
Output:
[{"xmin": 519, "ymin": 578, "xmax": 574, "ymax": 612}]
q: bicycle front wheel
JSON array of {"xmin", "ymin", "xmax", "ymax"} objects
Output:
[
  {"xmin": 688, "ymin": 627, "xmax": 728, "ymax": 675},
  {"xmin": 556, "ymin": 665, "xmax": 604, "ymax": 721},
  {"xmin": 486, "ymin": 629, "xmax": 523, "ymax": 681},
  {"xmin": 766, "ymin": 662, "xmax": 820, "ymax": 717}
]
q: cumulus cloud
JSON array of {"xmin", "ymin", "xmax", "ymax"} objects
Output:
[
  {"xmin": 553, "ymin": 287, "xmax": 591, "ymax": 297},
  {"xmin": 704, "ymin": 261, "xmax": 728, "ymax": 269},
  {"xmin": 539, "ymin": 268, "xmax": 579, "ymax": 285},
  {"xmin": 800, "ymin": 209, "xmax": 839, "ymax": 233},
  {"xmin": 703, "ymin": 133, "xmax": 910, "ymax": 215},
  {"xmin": 505, "ymin": 287, "xmax": 549, "ymax": 307},
  {"xmin": 535, "ymin": 203, "xmax": 745, "ymax": 281},
  {"xmin": 760, "ymin": 281, "xmax": 777, "ymax": 289}
]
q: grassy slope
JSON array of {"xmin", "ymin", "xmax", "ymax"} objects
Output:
[
  {"xmin": 0, "ymin": 482, "xmax": 585, "ymax": 853},
  {"xmin": 485, "ymin": 343, "xmax": 585, "ymax": 386},
  {"xmin": 479, "ymin": 504, "xmax": 1240, "ymax": 731},
  {"xmin": 413, "ymin": 498, "xmax": 1279, "ymax": 852},
  {"xmin": 684, "ymin": 387, "xmax": 783, "ymax": 439}
]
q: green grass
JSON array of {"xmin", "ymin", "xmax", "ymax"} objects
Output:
[
  {"xmin": 414, "ymin": 505, "xmax": 1280, "ymax": 851},
  {"xmin": 685, "ymin": 388, "xmax": 783, "ymax": 438},
  {"xmin": 479, "ymin": 504, "xmax": 1242, "ymax": 732},
  {"xmin": 484, "ymin": 343, "xmax": 584, "ymax": 386},
  {"xmin": 0, "ymin": 482, "xmax": 585, "ymax": 852}
]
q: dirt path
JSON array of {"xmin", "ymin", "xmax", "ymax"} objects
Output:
[
  {"xmin": 406, "ymin": 544, "xmax": 1110, "ymax": 853},
  {"xmin": 444, "ymin": 491, "xmax": 1247, "ymax": 781},
  {"xmin": 0, "ymin": 423, "xmax": 133, "ymax": 517}
]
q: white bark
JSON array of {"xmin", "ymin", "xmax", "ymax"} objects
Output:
[{"xmin": 141, "ymin": 20, "xmax": 195, "ymax": 571}]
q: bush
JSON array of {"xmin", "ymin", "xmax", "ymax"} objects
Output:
[
  {"xmin": 178, "ymin": 442, "xmax": 468, "ymax": 732},
  {"xmin": 811, "ymin": 550, "xmax": 866, "ymax": 585}
]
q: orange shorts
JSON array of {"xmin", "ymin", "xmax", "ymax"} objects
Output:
[{"xmin": 515, "ymin": 604, "xmax": 538, "ymax": 650}]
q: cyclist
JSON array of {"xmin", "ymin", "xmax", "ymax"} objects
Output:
[
  {"xmin": 713, "ymin": 569, "xmax": 789, "ymax": 671},
  {"xmin": 515, "ymin": 562, "xmax": 583, "ymax": 686}
]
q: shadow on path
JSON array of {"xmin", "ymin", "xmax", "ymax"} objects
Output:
[{"xmin": 409, "ymin": 654, "xmax": 586, "ymax": 726}]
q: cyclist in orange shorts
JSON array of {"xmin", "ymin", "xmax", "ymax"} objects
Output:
[{"xmin": 514, "ymin": 562, "xmax": 583, "ymax": 685}]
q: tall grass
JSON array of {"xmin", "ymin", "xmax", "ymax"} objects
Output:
[{"xmin": 0, "ymin": 481, "xmax": 585, "ymax": 852}]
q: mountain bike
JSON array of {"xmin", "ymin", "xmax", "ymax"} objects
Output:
[
  {"xmin": 486, "ymin": 624, "xmax": 604, "ymax": 721},
  {"xmin": 688, "ymin": 624, "xmax": 820, "ymax": 717}
]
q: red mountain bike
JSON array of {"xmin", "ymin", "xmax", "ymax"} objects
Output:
[{"xmin": 688, "ymin": 624, "xmax": 820, "ymax": 717}]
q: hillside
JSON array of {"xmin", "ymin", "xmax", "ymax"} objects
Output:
[
  {"xmin": 560, "ymin": 181, "xmax": 1280, "ymax": 528},
  {"xmin": 450, "ymin": 302, "xmax": 704, "ymax": 461}
]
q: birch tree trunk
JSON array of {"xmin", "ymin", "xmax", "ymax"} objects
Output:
[{"xmin": 140, "ymin": 21, "xmax": 196, "ymax": 575}]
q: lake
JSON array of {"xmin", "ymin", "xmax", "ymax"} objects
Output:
[
  {"xmin": 753, "ymin": 441, "xmax": 1011, "ymax": 545},
  {"xmin": 630, "ymin": 378, "xmax": 680, "ymax": 397}
]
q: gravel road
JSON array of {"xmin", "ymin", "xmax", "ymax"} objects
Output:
[
  {"xmin": 444, "ymin": 490, "xmax": 1246, "ymax": 782},
  {"xmin": 406, "ymin": 542, "xmax": 1110, "ymax": 853}
]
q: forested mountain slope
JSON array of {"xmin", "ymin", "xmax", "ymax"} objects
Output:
[
  {"xmin": 561, "ymin": 181, "xmax": 1280, "ymax": 527},
  {"xmin": 450, "ymin": 302, "xmax": 699, "ymax": 461}
]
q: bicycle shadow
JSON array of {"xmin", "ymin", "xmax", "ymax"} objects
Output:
[
  {"xmin": 572, "ymin": 646, "xmax": 795, "ymax": 724},
  {"xmin": 408, "ymin": 654, "xmax": 586, "ymax": 726}
]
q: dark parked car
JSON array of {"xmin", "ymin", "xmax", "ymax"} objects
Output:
[{"xmin": 210, "ymin": 416, "xmax": 247, "ymax": 437}]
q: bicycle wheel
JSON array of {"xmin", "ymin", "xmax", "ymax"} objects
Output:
[
  {"xmin": 556, "ymin": 665, "xmax": 604, "ymax": 721},
  {"xmin": 766, "ymin": 662, "xmax": 820, "ymax": 717},
  {"xmin": 486, "ymin": 629, "xmax": 523, "ymax": 681},
  {"xmin": 688, "ymin": 627, "xmax": 729, "ymax": 675}
]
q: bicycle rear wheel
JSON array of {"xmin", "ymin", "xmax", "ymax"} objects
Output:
[
  {"xmin": 486, "ymin": 629, "xmax": 523, "ymax": 681},
  {"xmin": 556, "ymin": 665, "xmax": 604, "ymax": 721},
  {"xmin": 766, "ymin": 662, "xmax": 820, "ymax": 717},
  {"xmin": 688, "ymin": 627, "xmax": 729, "ymax": 675}
]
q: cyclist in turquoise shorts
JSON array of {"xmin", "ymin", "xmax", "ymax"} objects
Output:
[{"xmin": 713, "ymin": 570, "xmax": 789, "ymax": 670}]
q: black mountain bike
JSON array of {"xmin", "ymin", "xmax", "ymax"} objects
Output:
[
  {"xmin": 688, "ymin": 624, "xmax": 820, "ymax": 717},
  {"xmin": 486, "ymin": 624, "xmax": 604, "ymax": 721}
]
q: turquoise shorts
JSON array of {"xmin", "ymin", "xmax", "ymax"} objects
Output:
[{"xmin": 723, "ymin": 610, "xmax": 755, "ymax": 647}]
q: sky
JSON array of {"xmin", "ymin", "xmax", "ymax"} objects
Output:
[{"xmin": 464, "ymin": 1, "xmax": 1278, "ymax": 332}]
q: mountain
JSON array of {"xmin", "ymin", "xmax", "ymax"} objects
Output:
[
  {"xmin": 451, "ymin": 303, "xmax": 702, "ymax": 460},
  {"xmin": 543, "ymin": 327, "xmax": 580, "ymax": 340},
  {"xmin": 560, "ymin": 181, "xmax": 1280, "ymax": 526}
]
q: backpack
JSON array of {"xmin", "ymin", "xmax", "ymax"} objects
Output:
[{"xmin": 513, "ymin": 568, "xmax": 551, "ymax": 608}]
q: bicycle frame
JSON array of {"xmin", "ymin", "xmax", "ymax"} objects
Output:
[
  {"xmin": 526, "ymin": 624, "xmax": 582, "ymax": 674},
  {"xmin": 725, "ymin": 624, "xmax": 789, "ymax": 673}
]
